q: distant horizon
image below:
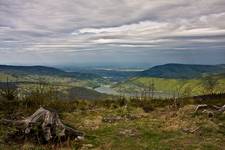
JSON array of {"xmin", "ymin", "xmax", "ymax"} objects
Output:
[{"xmin": 0, "ymin": 62, "xmax": 225, "ymax": 70}]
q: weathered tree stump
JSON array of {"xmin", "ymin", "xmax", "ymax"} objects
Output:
[{"xmin": 2, "ymin": 107, "xmax": 84, "ymax": 144}]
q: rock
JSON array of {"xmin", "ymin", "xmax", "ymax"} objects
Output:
[
  {"xmin": 80, "ymin": 144, "xmax": 94, "ymax": 150},
  {"xmin": 119, "ymin": 129, "xmax": 139, "ymax": 137},
  {"xmin": 102, "ymin": 116, "xmax": 122, "ymax": 123}
]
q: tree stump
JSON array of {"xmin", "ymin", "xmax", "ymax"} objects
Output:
[{"xmin": 2, "ymin": 107, "xmax": 84, "ymax": 143}]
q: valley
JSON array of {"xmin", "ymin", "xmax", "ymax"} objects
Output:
[{"xmin": 1, "ymin": 63, "xmax": 225, "ymax": 99}]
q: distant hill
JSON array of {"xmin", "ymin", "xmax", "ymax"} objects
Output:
[
  {"xmin": 67, "ymin": 87, "xmax": 111, "ymax": 100},
  {"xmin": 65, "ymin": 67, "xmax": 140, "ymax": 82},
  {"xmin": 139, "ymin": 64, "xmax": 225, "ymax": 79},
  {"xmin": 85, "ymin": 69, "xmax": 139, "ymax": 81},
  {"xmin": 0, "ymin": 65, "xmax": 101, "ymax": 80},
  {"xmin": 0, "ymin": 65, "xmax": 66, "ymax": 76}
]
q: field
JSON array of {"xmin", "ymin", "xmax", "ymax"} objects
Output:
[{"xmin": 1, "ymin": 97, "xmax": 225, "ymax": 150}]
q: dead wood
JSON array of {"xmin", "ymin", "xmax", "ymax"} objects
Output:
[
  {"xmin": 195, "ymin": 104, "xmax": 225, "ymax": 117},
  {"xmin": 182, "ymin": 127, "xmax": 200, "ymax": 134},
  {"xmin": 218, "ymin": 105, "xmax": 225, "ymax": 112},
  {"xmin": 1, "ymin": 107, "xmax": 84, "ymax": 143}
]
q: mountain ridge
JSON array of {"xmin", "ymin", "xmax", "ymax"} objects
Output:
[
  {"xmin": 1, "ymin": 63, "xmax": 225, "ymax": 80},
  {"xmin": 0, "ymin": 65, "xmax": 101, "ymax": 80},
  {"xmin": 139, "ymin": 63, "xmax": 225, "ymax": 79}
]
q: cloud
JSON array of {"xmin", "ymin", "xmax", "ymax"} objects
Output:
[
  {"xmin": 76, "ymin": 21, "xmax": 169, "ymax": 34},
  {"xmin": 0, "ymin": 0, "xmax": 225, "ymax": 65}
]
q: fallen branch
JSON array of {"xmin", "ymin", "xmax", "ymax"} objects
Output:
[
  {"xmin": 218, "ymin": 105, "xmax": 225, "ymax": 112},
  {"xmin": 182, "ymin": 127, "xmax": 200, "ymax": 134},
  {"xmin": 195, "ymin": 104, "xmax": 225, "ymax": 117}
]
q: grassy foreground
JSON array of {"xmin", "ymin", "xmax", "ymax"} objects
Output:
[
  {"xmin": 0, "ymin": 96, "xmax": 225, "ymax": 150},
  {"xmin": 63, "ymin": 105, "xmax": 225, "ymax": 150}
]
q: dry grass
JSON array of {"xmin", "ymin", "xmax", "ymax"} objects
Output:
[{"xmin": 1, "ymin": 98, "xmax": 224, "ymax": 149}]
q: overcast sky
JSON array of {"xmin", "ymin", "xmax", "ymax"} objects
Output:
[{"xmin": 0, "ymin": 0, "xmax": 225, "ymax": 67}]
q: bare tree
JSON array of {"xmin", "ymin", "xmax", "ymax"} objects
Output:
[
  {"xmin": 147, "ymin": 80, "xmax": 155, "ymax": 99},
  {"xmin": 0, "ymin": 77, "xmax": 18, "ymax": 101},
  {"xmin": 181, "ymin": 85, "xmax": 193, "ymax": 97},
  {"xmin": 118, "ymin": 84, "xmax": 124, "ymax": 100},
  {"xmin": 22, "ymin": 79, "xmax": 58, "ymax": 110},
  {"xmin": 202, "ymin": 76, "xmax": 218, "ymax": 94}
]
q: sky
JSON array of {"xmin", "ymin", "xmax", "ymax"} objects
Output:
[{"xmin": 0, "ymin": 0, "xmax": 225, "ymax": 67}]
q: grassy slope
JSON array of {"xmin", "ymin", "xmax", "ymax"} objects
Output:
[
  {"xmin": 114, "ymin": 77, "xmax": 225, "ymax": 96},
  {"xmin": 0, "ymin": 72, "xmax": 105, "ymax": 89},
  {"xmin": 1, "ymin": 104, "xmax": 224, "ymax": 150}
]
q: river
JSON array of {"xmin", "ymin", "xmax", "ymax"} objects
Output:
[{"xmin": 95, "ymin": 85, "xmax": 119, "ymax": 95}]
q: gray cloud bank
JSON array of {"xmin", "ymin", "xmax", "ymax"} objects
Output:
[{"xmin": 0, "ymin": 0, "xmax": 225, "ymax": 66}]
